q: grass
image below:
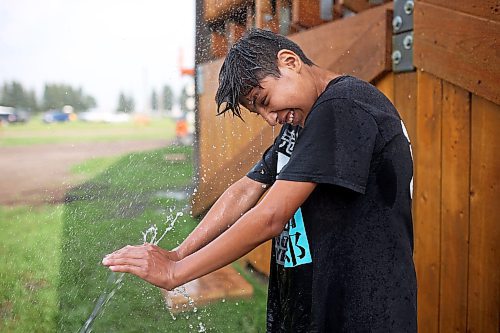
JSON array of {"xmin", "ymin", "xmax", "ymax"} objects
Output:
[
  {"xmin": 0, "ymin": 142, "xmax": 268, "ymax": 332},
  {"xmin": 58, "ymin": 145, "xmax": 268, "ymax": 332},
  {"xmin": 0, "ymin": 115, "xmax": 175, "ymax": 146},
  {"xmin": 71, "ymin": 156, "xmax": 122, "ymax": 179},
  {"xmin": 0, "ymin": 205, "xmax": 64, "ymax": 333}
]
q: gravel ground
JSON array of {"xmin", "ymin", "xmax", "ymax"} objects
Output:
[{"xmin": 0, "ymin": 140, "xmax": 169, "ymax": 205}]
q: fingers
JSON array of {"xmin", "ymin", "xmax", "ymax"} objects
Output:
[
  {"xmin": 108, "ymin": 264, "xmax": 143, "ymax": 277},
  {"xmin": 102, "ymin": 244, "xmax": 165, "ymax": 269},
  {"xmin": 105, "ymin": 244, "xmax": 156, "ymax": 260},
  {"xmin": 102, "ymin": 257, "xmax": 145, "ymax": 267}
]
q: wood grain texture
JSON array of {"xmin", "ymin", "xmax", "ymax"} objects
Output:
[
  {"xmin": 194, "ymin": 5, "xmax": 392, "ymax": 214},
  {"xmin": 414, "ymin": 2, "xmax": 500, "ymax": 105},
  {"xmin": 243, "ymin": 240, "xmax": 272, "ymax": 275},
  {"xmin": 467, "ymin": 94, "xmax": 500, "ymax": 333},
  {"xmin": 290, "ymin": 3, "xmax": 392, "ymax": 81},
  {"xmin": 418, "ymin": 0, "xmax": 500, "ymax": 22},
  {"xmin": 439, "ymin": 81, "xmax": 470, "ymax": 333},
  {"xmin": 343, "ymin": 0, "xmax": 392, "ymax": 13},
  {"xmin": 292, "ymin": 0, "xmax": 326, "ymax": 28},
  {"xmin": 211, "ymin": 30, "xmax": 228, "ymax": 58},
  {"xmin": 374, "ymin": 72, "xmax": 394, "ymax": 104},
  {"xmin": 393, "ymin": 72, "xmax": 417, "ymax": 145},
  {"xmin": 414, "ymin": 71, "xmax": 442, "ymax": 333}
]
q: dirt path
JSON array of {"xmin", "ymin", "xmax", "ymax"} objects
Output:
[{"xmin": 0, "ymin": 140, "xmax": 170, "ymax": 205}]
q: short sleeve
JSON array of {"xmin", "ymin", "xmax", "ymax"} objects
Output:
[
  {"xmin": 246, "ymin": 143, "xmax": 278, "ymax": 185},
  {"xmin": 277, "ymin": 98, "xmax": 378, "ymax": 194}
]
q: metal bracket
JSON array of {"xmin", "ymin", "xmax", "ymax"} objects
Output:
[
  {"xmin": 392, "ymin": 0, "xmax": 415, "ymax": 72},
  {"xmin": 320, "ymin": 0, "xmax": 334, "ymax": 21}
]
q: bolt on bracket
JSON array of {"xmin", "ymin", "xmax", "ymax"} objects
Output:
[{"xmin": 392, "ymin": 0, "xmax": 415, "ymax": 72}]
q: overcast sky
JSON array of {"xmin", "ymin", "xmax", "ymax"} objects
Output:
[{"xmin": 0, "ymin": 0, "xmax": 195, "ymax": 111}]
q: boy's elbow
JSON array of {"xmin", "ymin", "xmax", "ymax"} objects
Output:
[{"xmin": 258, "ymin": 206, "xmax": 288, "ymax": 239}]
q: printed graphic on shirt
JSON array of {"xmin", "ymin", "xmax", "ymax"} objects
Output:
[
  {"xmin": 284, "ymin": 208, "xmax": 312, "ymax": 267},
  {"xmin": 401, "ymin": 120, "xmax": 413, "ymax": 199},
  {"xmin": 278, "ymin": 127, "xmax": 297, "ymax": 155},
  {"xmin": 274, "ymin": 126, "xmax": 312, "ymax": 267}
]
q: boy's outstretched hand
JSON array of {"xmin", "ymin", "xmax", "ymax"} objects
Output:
[{"xmin": 102, "ymin": 243, "xmax": 180, "ymax": 290}]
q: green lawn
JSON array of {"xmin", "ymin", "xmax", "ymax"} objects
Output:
[
  {"xmin": 0, "ymin": 115, "xmax": 175, "ymax": 146},
  {"xmin": 59, "ymin": 145, "xmax": 267, "ymax": 332},
  {"xmin": 0, "ymin": 205, "xmax": 63, "ymax": 332},
  {"xmin": 1, "ymin": 138, "xmax": 268, "ymax": 332}
]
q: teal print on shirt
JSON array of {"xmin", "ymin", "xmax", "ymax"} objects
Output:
[{"xmin": 284, "ymin": 208, "xmax": 312, "ymax": 267}]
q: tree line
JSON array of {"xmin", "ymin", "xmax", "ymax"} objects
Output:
[
  {"xmin": 0, "ymin": 81, "xmax": 96, "ymax": 113},
  {"xmin": 1, "ymin": 81, "xmax": 179, "ymax": 114}
]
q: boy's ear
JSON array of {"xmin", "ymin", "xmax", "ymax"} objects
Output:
[{"xmin": 277, "ymin": 49, "xmax": 302, "ymax": 73}]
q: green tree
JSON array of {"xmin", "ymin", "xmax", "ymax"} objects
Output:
[
  {"xmin": 42, "ymin": 84, "xmax": 96, "ymax": 111},
  {"xmin": 151, "ymin": 90, "xmax": 158, "ymax": 111},
  {"xmin": 26, "ymin": 90, "xmax": 38, "ymax": 111},
  {"xmin": 116, "ymin": 92, "xmax": 135, "ymax": 113},
  {"xmin": 162, "ymin": 85, "xmax": 174, "ymax": 110},
  {"xmin": 0, "ymin": 81, "xmax": 39, "ymax": 111}
]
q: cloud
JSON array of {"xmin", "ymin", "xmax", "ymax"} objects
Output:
[{"xmin": 0, "ymin": 0, "xmax": 195, "ymax": 110}]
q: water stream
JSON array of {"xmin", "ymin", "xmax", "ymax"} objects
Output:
[{"xmin": 78, "ymin": 212, "xmax": 184, "ymax": 333}]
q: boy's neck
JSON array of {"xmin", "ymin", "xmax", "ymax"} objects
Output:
[{"xmin": 308, "ymin": 65, "xmax": 342, "ymax": 98}]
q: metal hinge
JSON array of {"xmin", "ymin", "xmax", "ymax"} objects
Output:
[{"xmin": 392, "ymin": 0, "xmax": 415, "ymax": 72}]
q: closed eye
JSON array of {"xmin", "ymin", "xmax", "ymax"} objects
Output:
[{"xmin": 260, "ymin": 96, "xmax": 268, "ymax": 107}]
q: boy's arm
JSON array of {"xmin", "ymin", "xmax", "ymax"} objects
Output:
[
  {"xmin": 174, "ymin": 176, "xmax": 269, "ymax": 260},
  {"xmin": 102, "ymin": 180, "xmax": 315, "ymax": 290}
]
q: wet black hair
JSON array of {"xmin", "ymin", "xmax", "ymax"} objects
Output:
[{"xmin": 215, "ymin": 28, "xmax": 314, "ymax": 119}]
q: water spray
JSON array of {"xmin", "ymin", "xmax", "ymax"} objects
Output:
[{"xmin": 78, "ymin": 211, "xmax": 184, "ymax": 333}]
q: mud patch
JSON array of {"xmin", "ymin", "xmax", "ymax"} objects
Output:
[{"xmin": 0, "ymin": 300, "xmax": 13, "ymax": 320}]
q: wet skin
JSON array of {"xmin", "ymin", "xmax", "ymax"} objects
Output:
[
  {"xmin": 102, "ymin": 50, "xmax": 340, "ymax": 291},
  {"xmin": 240, "ymin": 49, "xmax": 340, "ymax": 127}
]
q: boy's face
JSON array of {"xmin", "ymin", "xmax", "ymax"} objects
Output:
[{"xmin": 239, "ymin": 50, "xmax": 319, "ymax": 127}]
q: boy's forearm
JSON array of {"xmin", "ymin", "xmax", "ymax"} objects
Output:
[
  {"xmin": 174, "ymin": 204, "xmax": 278, "ymax": 287},
  {"xmin": 173, "ymin": 180, "xmax": 316, "ymax": 289},
  {"xmin": 101, "ymin": 180, "xmax": 315, "ymax": 291},
  {"xmin": 176, "ymin": 177, "xmax": 267, "ymax": 259}
]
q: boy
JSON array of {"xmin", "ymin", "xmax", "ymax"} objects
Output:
[{"xmin": 103, "ymin": 29, "xmax": 417, "ymax": 332}]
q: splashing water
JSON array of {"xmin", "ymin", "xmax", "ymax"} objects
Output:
[
  {"xmin": 78, "ymin": 271, "xmax": 125, "ymax": 333},
  {"xmin": 78, "ymin": 212, "xmax": 184, "ymax": 333},
  {"xmin": 164, "ymin": 284, "xmax": 198, "ymax": 321}
]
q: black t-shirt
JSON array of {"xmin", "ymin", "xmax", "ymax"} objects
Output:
[{"xmin": 247, "ymin": 76, "xmax": 417, "ymax": 332}]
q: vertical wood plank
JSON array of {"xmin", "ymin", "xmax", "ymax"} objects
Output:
[
  {"xmin": 292, "ymin": 0, "xmax": 326, "ymax": 29},
  {"xmin": 439, "ymin": 81, "xmax": 470, "ymax": 333},
  {"xmin": 414, "ymin": 71, "xmax": 442, "ymax": 333},
  {"xmin": 374, "ymin": 72, "xmax": 394, "ymax": 104},
  {"xmin": 211, "ymin": 29, "xmax": 228, "ymax": 59},
  {"xmin": 394, "ymin": 72, "xmax": 417, "ymax": 144},
  {"xmin": 468, "ymin": 95, "xmax": 500, "ymax": 333}
]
